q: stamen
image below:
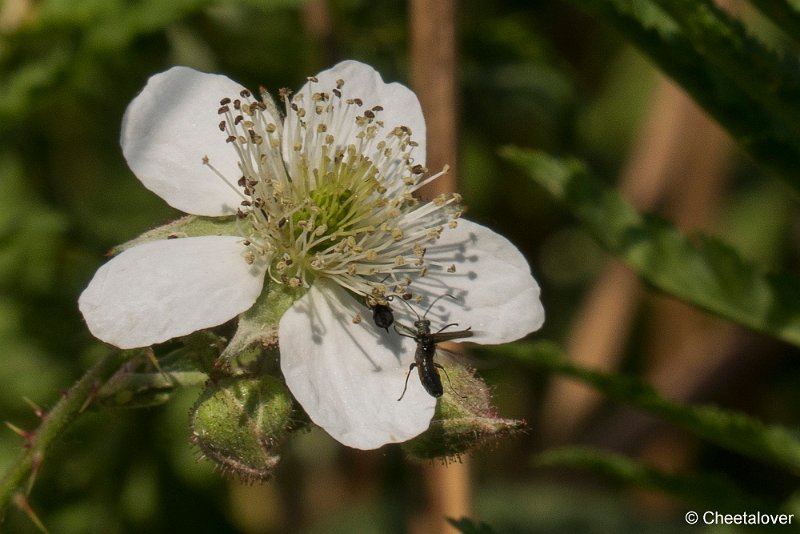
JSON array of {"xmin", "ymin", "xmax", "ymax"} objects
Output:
[{"xmin": 209, "ymin": 75, "xmax": 462, "ymax": 301}]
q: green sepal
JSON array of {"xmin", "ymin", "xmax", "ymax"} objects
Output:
[
  {"xmin": 190, "ymin": 374, "xmax": 298, "ymax": 482},
  {"xmin": 220, "ymin": 282, "xmax": 307, "ymax": 364},
  {"xmin": 110, "ymin": 215, "xmax": 245, "ymax": 255},
  {"xmin": 95, "ymin": 333, "xmax": 222, "ymax": 409},
  {"xmin": 403, "ymin": 355, "xmax": 525, "ymax": 460}
]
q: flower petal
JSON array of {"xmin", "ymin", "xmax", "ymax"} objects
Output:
[
  {"xmin": 121, "ymin": 67, "xmax": 249, "ymax": 216},
  {"xmin": 283, "ymin": 60, "xmax": 426, "ymax": 168},
  {"xmin": 279, "ymin": 280, "xmax": 436, "ymax": 449},
  {"xmin": 405, "ymin": 218, "xmax": 544, "ymax": 345},
  {"xmin": 79, "ymin": 236, "xmax": 265, "ymax": 348}
]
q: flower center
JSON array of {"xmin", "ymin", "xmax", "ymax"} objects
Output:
[{"xmin": 208, "ymin": 76, "xmax": 461, "ymax": 300}]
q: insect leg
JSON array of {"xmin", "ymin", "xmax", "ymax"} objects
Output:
[
  {"xmin": 435, "ymin": 362, "xmax": 466, "ymax": 399},
  {"xmin": 397, "ymin": 362, "xmax": 418, "ymax": 401}
]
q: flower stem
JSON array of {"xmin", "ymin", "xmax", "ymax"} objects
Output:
[{"xmin": 0, "ymin": 348, "xmax": 135, "ymax": 517}]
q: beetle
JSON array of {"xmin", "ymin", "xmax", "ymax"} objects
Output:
[{"xmin": 394, "ymin": 294, "xmax": 472, "ymax": 400}]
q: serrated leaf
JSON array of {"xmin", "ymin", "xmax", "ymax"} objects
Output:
[
  {"xmin": 536, "ymin": 446, "xmax": 771, "ymax": 512},
  {"xmin": 501, "ymin": 340, "xmax": 800, "ymax": 473},
  {"xmin": 651, "ymin": 0, "xmax": 800, "ymax": 135},
  {"xmin": 571, "ymin": 0, "xmax": 800, "ymax": 192},
  {"xmin": 749, "ymin": 0, "xmax": 800, "ymax": 42},
  {"xmin": 503, "ymin": 147, "xmax": 800, "ymax": 348}
]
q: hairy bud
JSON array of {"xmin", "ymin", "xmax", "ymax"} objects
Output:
[
  {"xmin": 190, "ymin": 375, "xmax": 297, "ymax": 482},
  {"xmin": 403, "ymin": 355, "xmax": 525, "ymax": 460}
]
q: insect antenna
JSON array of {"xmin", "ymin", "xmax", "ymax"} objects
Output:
[
  {"xmin": 393, "ymin": 294, "xmax": 422, "ymax": 321},
  {"xmin": 421, "ymin": 293, "xmax": 456, "ymax": 319}
]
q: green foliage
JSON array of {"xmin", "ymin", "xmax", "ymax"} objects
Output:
[
  {"xmin": 501, "ymin": 340, "xmax": 800, "ymax": 474},
  {"xmin": 448, "ymin": 517, "xmax": 495, "ymax": 534},
  {"xmin": 536, "ymin": 447, "xmax": 770, "ymax": 513},
  {"xmin": 5, "ymin": 0, "xmax": 800, "ymax": 531},
  {"xmin": 572, "ymin": 0, "xmax": 800, "ymax": 191},
  {"xmin": 503, "ymin": 147, "xmax": 800, "ymax": 349}
]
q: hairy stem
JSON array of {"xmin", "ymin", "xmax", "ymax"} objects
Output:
[{"xmin": 0, "ymin": 349, "xmax": 135, "ymax": 516}]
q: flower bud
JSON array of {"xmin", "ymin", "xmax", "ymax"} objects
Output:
[
  {"xmin": 403, "ymin": 356, "xmax": 525, "ymax": 460},
  {"xmin": 190, "ymin": 375, "xmax": 297, "ymax": 482}
]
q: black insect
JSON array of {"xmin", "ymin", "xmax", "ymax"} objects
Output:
[
  {"xmin": 369, "ymin": 299, "xmax": 395, "ymax": 332},
  {"xmin": 365, "ymin": 294, "xmax": 395, "ymax": 332},
  {"xmin": 395, "ymin": 295, "xmax": 473, "ymax": 400}
]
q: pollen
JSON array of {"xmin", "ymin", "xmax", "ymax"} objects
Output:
[{"xmin": 212, "ymin": 73, "xmax": 463, "ymax": 301}]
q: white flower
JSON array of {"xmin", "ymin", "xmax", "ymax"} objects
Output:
[{"xmin": 79, "ymin": 61, "xmax": 545, "ymax": 449}]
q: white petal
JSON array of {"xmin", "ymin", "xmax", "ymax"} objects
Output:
[
  {"xmin": 279, "ymin": 280, "xmax": 435, "ymax": 449},
  {"xmin": 79, "ymin": 236, "xmax": 265, "ymax": 348},
  {"xmin": 405, "ymin": 219, "xmax": 545, "ymax": 345},
  {"xmin": 283, "ymin": 60, "xmax": 427, "ymax": 166},
  {"xmin": 121, "ymin": 67, "xmax": 247, "ymax": 216}
]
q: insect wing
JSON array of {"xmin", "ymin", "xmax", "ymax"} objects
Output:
[{"xmin": 429, "ymin": 328, "xmax": 473, "ymax": 344}]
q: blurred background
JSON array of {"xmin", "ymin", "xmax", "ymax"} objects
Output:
[{"xmin": 1, "ymin": 0, "xmax": 799, "ymax": 532}]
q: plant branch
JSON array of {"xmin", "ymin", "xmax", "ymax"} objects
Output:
[{"xmin": 0, "ymin": 348, "xmax": 135, "ymax": 517}]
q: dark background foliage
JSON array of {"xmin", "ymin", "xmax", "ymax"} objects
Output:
[{"xmin": 1, "ymin": 0, "xmax": 798, "ymax": 532}]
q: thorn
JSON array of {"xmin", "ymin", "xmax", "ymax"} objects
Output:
[
  {"xmin": 79, "ymin": 382, "xmax": 100, "ymax": 413},
  {"xmin": 5, "ymin": 422, "xmax": 33, "ymax": 443},
  {"xmin": 27, "ymin": 451, "xmax": 44, "ymax": 496},
  {"xmin": 13, "ymin": 493, "xmax": 49, "ymax": 533},
  {"xmin": 22, "ymin": 397, "xmax": 46, "ymax": 420},
  {"xmin": 145, "ymin": 349, "xmax": 171, "ymax": 382}
]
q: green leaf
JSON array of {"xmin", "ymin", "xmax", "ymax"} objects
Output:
[
  {"xmin": 500, "ymin": 340, "xmax": 800, "ymax": 473},
  {"xmin": 536, "ymin": 446, "xmax": 772, "ymax": 512},
  {"xmin": 652, "ymin": 0, "xmax": 800, "ymax": 135},
  {"xmin": 750, "ymin": 0, "xmax": 800, "ymax": 42},
  {"xmin": 503, "ymin": 147, "xmax": 800, "ymax": 348},
  {"xmin": 571, "ymin": 0, "xmax": 800, "ymax": 192},
  {"xmin": 447, "ymin": 517, "xmax": 495, "ymax": 534}
]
